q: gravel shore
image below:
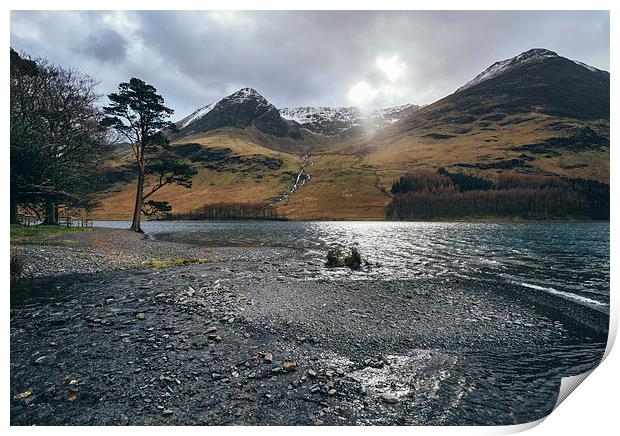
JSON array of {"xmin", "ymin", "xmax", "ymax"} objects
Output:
[{"xmin": 10, "ymin": 228, "xmax": 608, "ymax": 425}]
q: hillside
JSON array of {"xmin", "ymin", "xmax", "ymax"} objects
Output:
[
  {"xmin": 365, "ymin": 49, "xmax": 609, "ymax": 171},
  {"xmin": 92, "ymin": 49, "xmax": 609, "ymax": 221}
]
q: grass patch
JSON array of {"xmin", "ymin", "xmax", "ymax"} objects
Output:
[
  {"xmin": 10, "ymin": 224, "xmax": 90, "ymax": 245},
  {"xmin": 140, "ymin": 257, "xmax": 213, "ymax": 269}
]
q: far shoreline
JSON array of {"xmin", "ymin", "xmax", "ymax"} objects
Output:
[{"xmin": 90, "ymin": 217, "xmax": 610, "ymax": 224}]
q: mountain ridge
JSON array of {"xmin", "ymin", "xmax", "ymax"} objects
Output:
[
  {"xmin": 456, "ymin": 48, "xmax": 607, "ymax": 93},
  {"xmin": 176, "ymin": 90, "xmax": 422, "ymax": 138},
  {"xmin": 94, "ymin": 48, "xmax": 609, "ymax": 220}
]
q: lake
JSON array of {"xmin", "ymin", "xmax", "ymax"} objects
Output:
[{"xmin": 95, "ymin": 220, "xmax": 610, "ymax": 310}]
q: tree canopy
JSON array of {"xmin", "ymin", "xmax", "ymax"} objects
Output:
[{"xmin": 10, "ymin": 48, "xmax": 112, "ymax": 224}]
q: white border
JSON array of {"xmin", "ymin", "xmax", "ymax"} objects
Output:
[{"xmin": 2, "ymin": 1, "xmax": 616, "ymax": 435}]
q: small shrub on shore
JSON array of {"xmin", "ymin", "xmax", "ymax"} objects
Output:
[
  {"xmin": 325, "ymin": 248, "xmax": 344, "ymax": 267},
  {"xmin": 345, "ymin": 247, "xmax": 362, "ymax": 270},
  {"xmin": 141, "ymin": 257, "xmax": 212, "ymax": 269},
  {"xmin": 10, "ymin": 247, "xmax": 23, "ymax": 281},
  {"xmin": 325, "ymin": 246, "xmax": 363, "ymax": 270}
]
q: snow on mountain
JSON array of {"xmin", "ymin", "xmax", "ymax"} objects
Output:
[
  {"xmin": 279, "ymin": 103, "xmax": 421, "ymax": 135},
  {"xmin": 177, "ymin": 87, "xmax": 420, "ymax": 136},
  {"xmin": 177, "ymin": 103, "xmax": 215, "ymax": 128},
  {"xmin": 456, "ymin": 49, "xmax": 558, "ymax": 93},
  {"xmin": 279, "ymin": 106, "xmax": 360, "ymax": 126},
  {"xmin": 456, "ymin": 48, "xmax": 604, "ymax": 93},
  {"xmin": 226, "ymin": 87, "xmax": 272, "ymax": 106},
  {"xmin": 372, "ymin": 104, "xmax": 421, "ymax": 124},
  {"xmin": 573, "ymin": 60, "xmax": 601, "ymax": 73}
]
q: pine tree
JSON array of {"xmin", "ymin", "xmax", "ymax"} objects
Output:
[{"xmin": 103, "ymin": 78, "xmax": 195, "ymax": 232}]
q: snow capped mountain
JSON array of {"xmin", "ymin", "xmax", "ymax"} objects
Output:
[
  {"xmin": 279, "ymin": 106, "xmax": 359, "ymax": 126},
  {"xmin": 178, "ymin": 91, "xmax": 421, "ymax": 137},
  {"xmin": 176, "ymin": 88, "xmax": 300, "ymax": 139},
  {"xmin": 176, "ymin": 88, "xmax": 275, "ymax": 129},
  {"xmin": 279, "ymin": 103, "xmax": 421, "ymax": 135},
  {"xmin": 176, "ymin": 48, "xmax": 606, "ymax": 137},
  {"xmin": 456, "ymin": 49, "xmax": 558, "ymax": 93},
  {"xmin": 456, "ymin": 48, "xmax": 604, "ymax": 93}
]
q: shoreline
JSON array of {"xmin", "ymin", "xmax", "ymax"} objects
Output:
[
  {"xmin": 91, "ymin": 217, "xmax": 610, "ymax": 223},
  {"xmin": 10, "ymin": 228, "xmax": 608, "ymax": 425}
]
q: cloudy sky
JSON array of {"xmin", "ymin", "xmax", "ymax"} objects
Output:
[{"xmin": 10, "ymin": 10, "xmax": 609, "ymax": 118}]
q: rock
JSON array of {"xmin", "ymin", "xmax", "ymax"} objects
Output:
[
  {"xmin": 307, "ymin": 369, "xmax": 317, "ymax": 378},
  {"xmin": 282, "ymin": 361, "xmax": 297, "ymax": 371},
  {"xmin": 314, "ymin": 419, "xmax": 324, "ymax": 426},
  {"xmin": 327, "ymin": 389, "xmax": 337, "ymax": 396},
  {"xmin": 33, "ymin": 355, "xmax": 50, "ymax": 365},
  {"xmin": 136, "ymin": 313, "xmax": 145, "ymax": 320},
  {"xmin": 381, "ymin": 393, "xmax": 399, "ymax": 403},
  {"xmin": 162, "ymin": 409, "xmax": 174, "ymax": 416},
  {"xmin": 205, "ymin": 326, "xmax": 217, "ymax": 334},
  {"xmin": 264, "ymin": 352, "xmax": 274, "ymax": 363},
  {"xmin": 13, "ymin": 390, "xmax": 33, "ymax": 400},
  {"xmin": 363, "ymin": 358, "xmax": 384, "ymax": 369}
]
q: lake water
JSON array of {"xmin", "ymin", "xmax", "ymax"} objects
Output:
[{"xmin": 95, "ymin": 220, "xmax": 610, "ymax": 310}]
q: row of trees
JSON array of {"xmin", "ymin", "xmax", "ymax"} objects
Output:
[
  {"xmin": 386, "ymin": 168, "xmax": 609, "ymax": 220},
  {"xmin": 175, "ymin": 202, "xmax": 282, "ymax": 220},
  {"xmin": 11, "ymin": 49, "xmax": 197, "ymax": 232}
]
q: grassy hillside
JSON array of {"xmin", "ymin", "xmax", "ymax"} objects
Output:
[
  {"xmin": 360, "ymin": 55, "xmax": 610, "ymax": 185},
  {"xmin": 92, "ymin": 129, "xmax": 303, "ymax": 220},
  {"xmin": 94, "ymin": 113, "xmax": 609, "ymax": 221}
]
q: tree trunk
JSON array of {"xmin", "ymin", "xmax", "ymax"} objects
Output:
[
  {"xmin": 10, "ymin": 197, "xmax": 17, "ymax": 225},
  {"xmin": 130, "ymin": 167, "xmax": 145, "ymax": 233},
  {"xmin": 43, "ymin": 200, "xmax": 58, "ymax": 225}
]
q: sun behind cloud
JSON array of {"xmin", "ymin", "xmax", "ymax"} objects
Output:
[{"xmin": 376, "ymin": 54, "xmax": 407, "ymax": 82}]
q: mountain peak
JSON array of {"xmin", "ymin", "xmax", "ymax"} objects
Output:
[
  {"xmin": 518, "ymin": 48, "xmax": 558, "ymax": 58},
  {"xmin": 456, "ymin": 48, "xmax": 560, "ymax": 93},
  {"xmin": 226, "ymin": 87, "xmax": 269, "ymax": 104},
  {"xmin": 175, "ymin": 87, "xmax": 300, "ymax": 139}
]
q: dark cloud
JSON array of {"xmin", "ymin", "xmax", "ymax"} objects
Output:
[
  {"xmin": 10, "ymin": 10, "xmax": 610, "ymax": 119},
  {"xmin": 75, "ymin": 29, "xmax": 128, "ymax": 62}
]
